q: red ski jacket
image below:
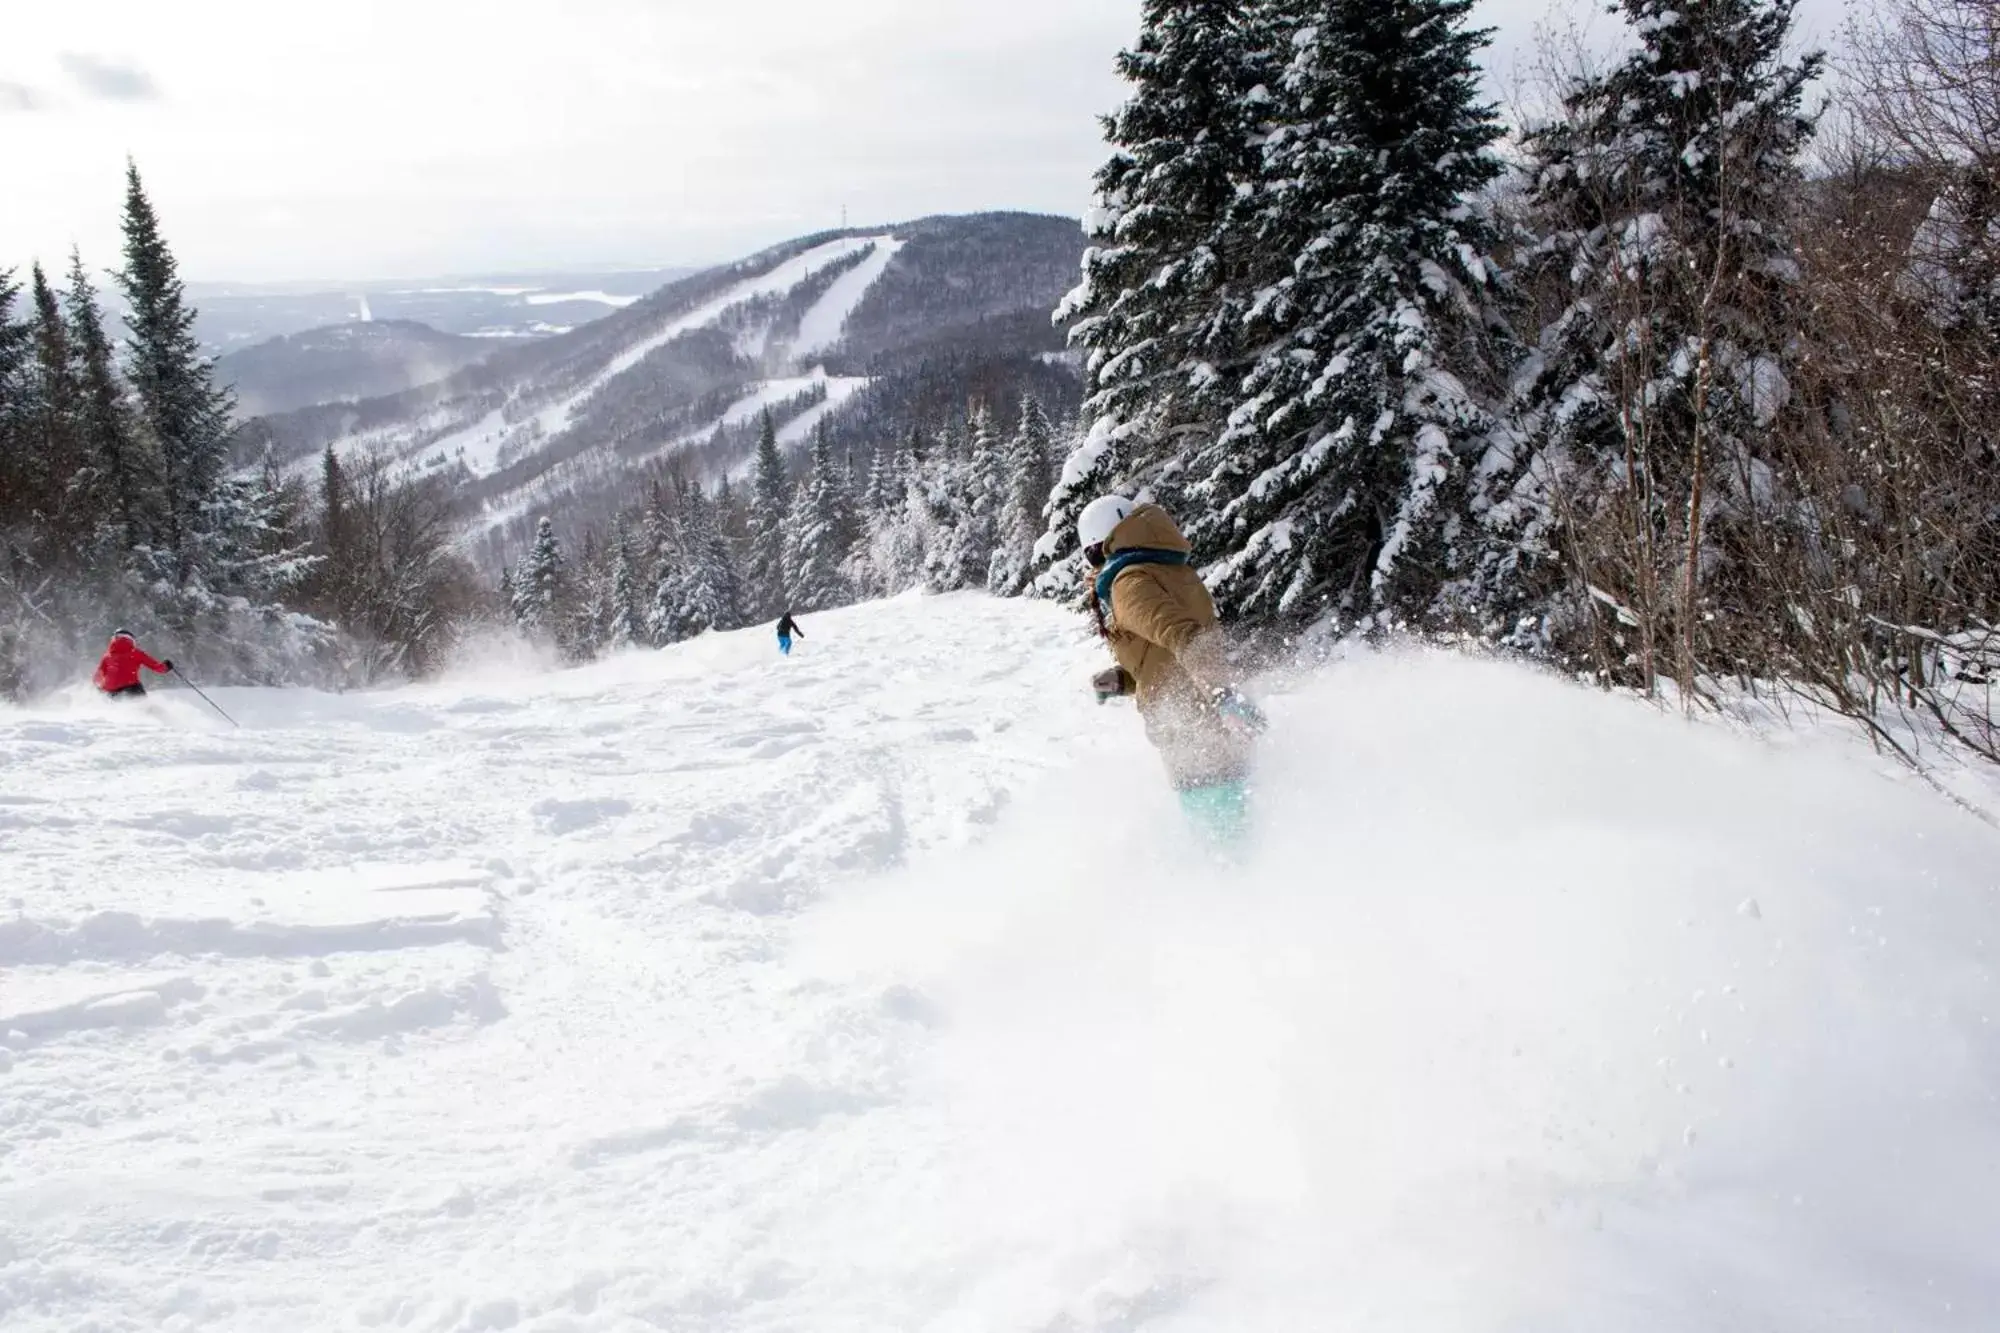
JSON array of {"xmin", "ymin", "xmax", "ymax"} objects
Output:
[{"xmin": 94, "ymin": 637, "xmax": 169, "ymax": 692}]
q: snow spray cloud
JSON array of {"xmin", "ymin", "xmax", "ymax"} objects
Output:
[{"xmin": 798, "ymin": 646, "xmax": 2000, "ymax": 1331}]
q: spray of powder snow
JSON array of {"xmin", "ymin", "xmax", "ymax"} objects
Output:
[{"xmin": 796, "ymin": 646, "xmax": 2000, "ymax": 1332}]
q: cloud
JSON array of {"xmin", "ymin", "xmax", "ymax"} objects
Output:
[
  {"xmin": 0, "ymin": 80, "xmax": 45, "ymax": 112},
  {"xmin": 58, "ymin": 52, "xmax": 159, "ymax": 102}
]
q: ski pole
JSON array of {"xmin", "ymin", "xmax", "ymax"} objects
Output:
[{"xmin": 173, "ymin": 667, "xmax": 240, "ymax": 728}]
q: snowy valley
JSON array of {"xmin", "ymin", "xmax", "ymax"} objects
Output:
[{"xmin": 4, "ymin": 594, "xmax": 1998, "ymax": 1331}]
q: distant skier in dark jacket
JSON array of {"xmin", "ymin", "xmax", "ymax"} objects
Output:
[
  {"xmin": 94, "ymin": 630, "xmax": 172, "ymax": 698},
  {"xmin": 776, "ymin": 612, "xmax": 805, "ymax": 657}
]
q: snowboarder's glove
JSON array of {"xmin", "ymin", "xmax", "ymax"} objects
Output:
[
  {"xmin": 1211, "ymin": 685, "xmax": 1267, "ymax": 735},
  {"xmin": 1092, "ymin": 666, "xmax": 1135, "ymax": 703}
]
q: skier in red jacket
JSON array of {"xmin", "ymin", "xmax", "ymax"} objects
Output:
[{"xmin": 94, "ymin": 630, "xmax": 172, "ymax": 698}]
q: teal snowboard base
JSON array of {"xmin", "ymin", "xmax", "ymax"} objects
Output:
[{"xmin": 1180, "ymin": 780, "xmax": 1251, "ymax": 854}]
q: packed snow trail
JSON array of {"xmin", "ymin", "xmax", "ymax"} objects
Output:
[{"xmin": 2, "ymin": 595, "xmax": 1997, "ymax": 1331}]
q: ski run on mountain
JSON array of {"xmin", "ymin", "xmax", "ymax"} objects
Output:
[
  {"xmin": 5, "ymin": 0, "xmax": 2000, "ymax": 1328},
  {"xmin": 5, "ymin": 595, "xmax": 1999, "ymax": 1331}
]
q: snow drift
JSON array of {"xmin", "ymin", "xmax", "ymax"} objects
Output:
[{"xmin": 1, "ymin": 594, "xmax": 1995, "ymax": 1331}]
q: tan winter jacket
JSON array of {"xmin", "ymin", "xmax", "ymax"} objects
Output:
[{"xmin": 1095, "ymin": 505, "xmax": 1254, "ymax": 791}]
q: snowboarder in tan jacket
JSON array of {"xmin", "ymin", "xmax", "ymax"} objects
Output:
[{"xmin": 1076, "ymin": 496, "xmax": 1265, "ymax": 844}]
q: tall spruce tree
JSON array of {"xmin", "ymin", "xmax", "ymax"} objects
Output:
[
  {"xmin": 863, "ymin": 439, "xmax": 897, "ymax": 516},
  {"xmin": 958, "ymin": 408, "xmax": 1007, "ymax": 584},
  {"xmin": 1059, "ymin": 0, "xmax": 1268, "ymax": 465},
  {"xmin": 989, "ymin": 399, "xmax": 1058, "ymax": 594},
  {"xmin": 919, "ymin": 419, "xmax": 984, "ymax": 592},
  {"xmin": 116, "ymin": 161, "xmax": 236, "ymax": 579},
  {"xmin": 853, "ymin": 431, "xmax": 923, "ymax": 598},
  {"xmin": 607, "ymin": 519, "xmax": 642, "ymax": 649},
  {"xmin": 1504, "ymin": 0, "xmax": 1822, "ymax": 682},
  {"xmin": 1190, "ymin": 0, "xmax": 1509, "ymax": 624},
  {"xmin": 316, "ymin": 446, "xmax": 355, "ymax": 622},
  {"xmin": 0, "ymin": 271, "xmax": 30, "ymax": 697},
  {"xmin": 782, "ymin": 424, "xmax": 856, "ymax": 612},
  {"xmin": 675, "ymin": 481, "xmax": 745, "ymax": 634},
  {"xmin": 65, "ymin": 251, "xmax": 151, "ymax": 551},
  {"xmin": 26, "ymin": 263, "xmax": 89, "ymax": 547},
  {"xmin": 644, "ymin": 486, "xmax": 682, "ymax": 645},
  {"xmin": 569, "ymin": 531, "xmax": 610, "ymax": 659},
  {"xmin": 745, "ymin": 410, "xmax": 789, "ymax": 617},
  {"xmin": 513, "ymin": 516, "xmax": 570, "ymax": 648},
  {"xmin": 0, "ymin": 271, "xmax": 29, "ymax": 530}
]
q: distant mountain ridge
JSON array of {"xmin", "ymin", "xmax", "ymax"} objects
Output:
[
  {"xmin": 220, "ymin": 320, "xmax": 497, "ymax": 417},
  {"xmin": 244, "ymin": 212, "xmax": 1086, "ymax": 564},
  {"xmin": 180, "ymin": 268, "xmax": 692, "ymax": 352}
]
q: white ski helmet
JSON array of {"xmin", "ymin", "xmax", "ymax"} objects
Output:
[{"xmin": 1076, "ymin": 495, "xmax": 1136, "ymax": 551}]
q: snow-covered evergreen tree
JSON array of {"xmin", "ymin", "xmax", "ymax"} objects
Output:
[
  {"xmin": 27, "ymin": 265, "xmax": 80, "ymax": 460},
  {"xmin": 203, "ymin": 457, "xmax": 318, "ymax": 603},
  {"xmin": 643, "ymin": 488, "xmax": 681, "ymax": 646},
  {"xmin": 1187, "ymin": 0, "xmax": 1510, "ymax": 625},
  {"xmin": 781, "ymin": 424, "xmax": 856, "ymax": 611},
  {"xmin": 1502, "ymin": 0, "xmax": 1822, "ymax": 673},
  {"xmin": 674, "ymin": 481, "xmax": 745, "ymax": 634},
  {"xmin": 863, "ymin": 440, "xmax": 899, "ymax": 517},
  {"xmin": 852, "ymin": 433, "xmax": 924, "ymax": 598},
  {"xmin": 606, "ymin": 519, "xmax": 642, "ymax": 649},
  {"xmin": 712, "ymin": 474, "xmax": 750, "ymax": 594},
  {"xmin": 513, "ymin": 516, "xmax": 570, "ymax": 648},
  {"xmin": 1059, "ymin": 0, "xmax": 1269, "ymax": 467},
  {"xmin": 1056, "ymin": 0, "xmax": 1512, "ymax": 627},
  {"xmin": 744, "ymin": 411, "xmax": 789, "ymax": 620},
  {"xmin": 0, "ymin": 269, "xmax": 25, "ymax": 400},
  {"xmin": 844, "ymin": 445, "xmax": 867, "ymax": 515},
  {"xmin": 24, "ymin": 263, "xmax": 90, "ymax": 555},
  {"xmin": 0, "ymin": 275, "xmax": 35, "ymax": 696},
  {"xmin": 0, "ymin": 272, "xmax": 34, "ymax": 635},
  {"xmin": 314, "ymin": 447, "xmax": 355, "ymax": 622},
  {"xmin": 65, "ymin": 250, "xmax": 153, "ymax": 553},
  {"xmin": 103, "ymin": 165, "xmax": 319, "ymax": 675},
  {"xmin": 919, "ymin": 419, "xmax": 989, "ymax": 593},
  {"xmin": 0, "ymin": 271, "xmax": 29, "ymax": 483},
  {"xmin": 569, "ymin": 532, "xmax": 612, "ymax": 659},
  {"xmin": 952, "ymin": 408, "xmax": 1007, "ymax": 588},
  {"xmin": 1033, "ymin": 417, "xmax": 1123, "ymax": 601},
  {"xmin": 989, "ymin": 397, "xmax": 1058, "ymax": 595},
  {"xmin": 117, "ymin": 161, "xmax": 238, "ymax": 583}
]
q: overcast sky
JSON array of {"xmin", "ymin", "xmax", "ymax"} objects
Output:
[{"xmin": 3, "ymin": 0, "xmax": 1855, "ymax": 284}]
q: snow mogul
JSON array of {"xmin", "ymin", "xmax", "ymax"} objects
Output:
[
  {"xmin": 93, "ymin": 629, "xmax": 173, "ymax": 699},
  {"xmin": 1077, "ymin": 496, "xmax": 1266, "ymax": 846}
]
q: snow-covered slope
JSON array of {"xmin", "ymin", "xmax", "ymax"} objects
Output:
[
  {"xmin": 3, "ymin": 596, "xmax": 1997, "ymax": 1331},
  {"xmin": 244, "ymin": 213, "xmax": 1085, "ymax": 564},
  {"xmin": 323, "ymin": 234, "xmax": 896, "ymax": 482}
]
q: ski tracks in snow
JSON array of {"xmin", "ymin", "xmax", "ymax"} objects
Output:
[
  {"xmin": 18, "ymin": 598, "xmax": 1994, "ymax": 1330},
  {"xmin": 0, "ymin": 594, "xmax": 1103, "ymax": 1331}
]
